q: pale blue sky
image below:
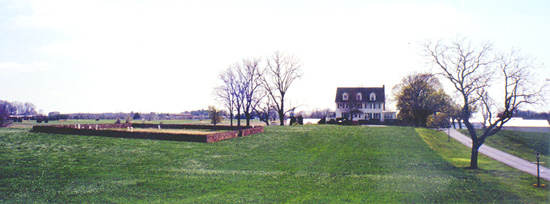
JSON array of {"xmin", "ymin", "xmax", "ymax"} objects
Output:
[{"xmin": 1, "ymin": 0, "xmax": 549, "ymax": 114}]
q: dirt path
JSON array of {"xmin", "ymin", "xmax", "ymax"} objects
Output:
[{"xmin": 444, "ymin": 128, "xmax": 550, "ymax": 181}]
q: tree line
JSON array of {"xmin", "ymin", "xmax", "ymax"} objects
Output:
[
  {"xmin": 0, "ymin": 100, "xmax": 38, "ymax": 127},
  {"xmin": 215, "ymin": 51, "xmax": 303, "ymax": 126}
]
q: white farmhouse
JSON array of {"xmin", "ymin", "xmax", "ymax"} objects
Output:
[{"xmin": 335, "ymin": 86, "xmax": 396, "ymax": 122}]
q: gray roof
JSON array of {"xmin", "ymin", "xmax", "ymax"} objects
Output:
[{"xmin": 335, "ymin": 87, "xmax": 385, "ymax": 103}]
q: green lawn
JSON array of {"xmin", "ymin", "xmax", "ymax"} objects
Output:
[
  {"xmin": 458, "ymin": 129, "xmax": 550, "ymax": 168},
  {"xmin": 418, "ymin": 128, "xmax": 549, "ymax": 202},
  {"xmin": 0, "ymin": 125, "xmax": 546, "ymax": 203}
]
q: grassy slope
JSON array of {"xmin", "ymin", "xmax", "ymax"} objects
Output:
[
  {"xmin": 417, "ymin": 128, "xmax": 549, "ymax": 203},
  {"xmin": 0, "ymin": 125, "xmax": 540, "ymax": 203},
  {"xmin": 458, "ymin": 129, "xmax": 550, "ymax": 168}
]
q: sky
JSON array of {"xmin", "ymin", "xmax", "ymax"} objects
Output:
[{"xmin": 1, "ymin": 0, "xmax": 549, "ymax": 114}]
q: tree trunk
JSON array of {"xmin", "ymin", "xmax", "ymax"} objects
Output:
[
  {"xmin": 451, "ymin": 117, "xmax": 456, "ymax": 129},
  {"xmin": 469, "ymin": 142, "xmax": 481, "ymax": 169},
  {"xmin": 230, "ymin": 113, "xmax": 233, "ymax": 126},
  {"xmin": 263, "ymin": 113, "xmax": 270, "ymax": 126},
  {"xmin": 237, "ymin": 110, "xmax": 241, "ymax": 127},
  {"xmin": 421, "ymin": 116, "xmax": 428, "ymax": 128},
  {"xmin": 245, "ymin": 113, "xmax": 251, "ymax": 127},
  {"xmin": 278, "ymin": 110, "xmax": 285, "ymax": 126},
  {"xmin": 279, "ymin": 95, "xmax": 285, "ymax": 126},
  {"xmin": 464, "ymin": 115, "xmax": 481, "ymax": 169}
]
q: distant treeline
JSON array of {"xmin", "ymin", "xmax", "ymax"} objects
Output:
[
  {"xmin": 513, "ymin": 110, "xmax": 550, "ymax": 121},
  {"xmin": 49, "ymin": 111, "xmax": 211, "ymax": 121},
  {"xmin": 1, "ymin": 100, "xmax": 38, "ymax": 127}
]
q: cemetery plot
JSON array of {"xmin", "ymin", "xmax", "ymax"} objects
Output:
[
  {"xmin": 107, "ymin": 128, "xmax": 229, "ymax": 135},
  {"xmin": 31, "ymin": 123, "xmax": 263, "ymax": 143}
]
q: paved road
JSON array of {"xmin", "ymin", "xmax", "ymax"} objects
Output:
[{"xmin": 443, "ymin": 128, "xmax": 550, "ymax": 181}]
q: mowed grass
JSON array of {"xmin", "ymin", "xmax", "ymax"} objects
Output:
[
  {"xmin": 459, "ymin": 129, "xmax": 550, "ymax": 168},
  {"xmin": 0, "ymin": 125, "xmax": 540, "ymax": 203},
  {"xmin": 418, "ymin": 128, "xmax": 549, "ymax": 202}
]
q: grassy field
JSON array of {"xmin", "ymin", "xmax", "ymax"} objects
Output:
[
  {"xmin": 418, "ymin": 128, "xmax": 549, "ymax": 202},
  {"xmin": 458, "ymin": 129, "xmax": 550, "ymax": 168},
  {"xmin": 1, "ymin": 124, "xmax": 548, "ymax": 203}
]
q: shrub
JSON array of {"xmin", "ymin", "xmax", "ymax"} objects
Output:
[
  {"xmin": 208, "ymin": 106, "xmax": 221, "ymax": 126},
  {"xmin": 0, "ymin": 101, "xmax": 12, "ymax": 127}
]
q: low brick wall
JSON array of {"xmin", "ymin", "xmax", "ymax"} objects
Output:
[
  {"xmin": 41, "ymin": 123, "xmax": 133, "ymax": 129},
  {"xmin": 240, "ymin": 127, "xmax": 264, "ymax": 137},
  {"xmin": 132, "ymin": 123, "xmax": 247, "ymax": 131},
  {"xmin": 206, "ymin": 131, "xmax": 240, "ymax": 143},
  {"xmin": 31, "ymin": 123, "xmax": 263, "ymax": 143}
]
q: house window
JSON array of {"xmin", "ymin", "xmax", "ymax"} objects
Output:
[
  {"xmin": 356, "ymin": 93, "xmax": 362, "ymax": 101},
  {"xmin": 343, "ymin": 92, "xmax": 349, "ymax": 101},
  {"xmin": 370, "ymin": 92, "xmax": 376, "ymax": 101}
]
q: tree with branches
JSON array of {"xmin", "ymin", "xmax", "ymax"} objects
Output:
[
  {"xmin": 238, "ymin": 58, "xmax": 263, "ymax": 127},
  {"xmin": 424, "ymin": 36, "xmax": 546, "ymax": 169},
  {"xmin": 217, "ymin": 58, "xmax": 264, "ymax": 127},
  {"xmin": 218, "ymin": 65, "xmax": 244, "ymax": 126},
  {"xmin": 340, "ymin": 96, "xmax": 363, "ymax": 122},
  {"xmin": 208, "ymin": 106, "xmax": 221, "ymax": 126},
  {"xmin": 253, "ymin": 95, "xmax": 276, "ymax": 126},
  {"xmin": 215, "ymin": 84, "xmax": 235, "ymax": 126},
  {"xmin": 260, "ymin": 51, "xmax": 303, "ymax": 126},
  {"xmin": 393, "ymin": 73, "xmax": 451, "ymax": 127}
]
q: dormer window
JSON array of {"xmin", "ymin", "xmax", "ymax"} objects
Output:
[
  {"xmin": 356, "ymin": 92, "xmax": 362, "ymax": 101},
  {"xmin": 370, "ymin": 92, "xmax": 376, "ymax": 101},
  {"xmin": 343, "ymin": 92, "xmax": 349, "ymax": 101}
]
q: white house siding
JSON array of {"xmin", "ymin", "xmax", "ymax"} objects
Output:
[{"xmin": 334, "ymin": 87, "xmax": 398, "ymax": 122}]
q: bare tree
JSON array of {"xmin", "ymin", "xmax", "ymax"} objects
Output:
[
  {"xmin": 424, "ymin": 37, "xmax": 546, "ymax": 169},
  {"xmin": 238, "ymin": 58, "xmax": 263, "ymax": 127},
  {"xmin": 260, "ymin": 51, "xmax": 303, "ymax": 126},
  {"xmin": 307, "ymin": 108, "xmax": 333, "ymax": 119},
  {"xmin": 9, "ymin": 101, "xmax": 22, "ymax": 115},
  {"xmin": 217, "ymin": 58, "xmax": 264, "ymax": 127},
  {"xmin": 219, "ymin": 65, "xmax": 244, "ymax": 126},
  {"xmin": 253, "ymin": 93, "xmax": 276, "ymax": 126},
  {"xmin": 214, "ymin": 85, "xmax": 235, "ymax": 126},
  {"xmin": 340, "ymin": 97, "xmax": 363, "ymax": 121},
  {"xmin": 22, "ymin": 102, "xmax": 37, "ymax": 116}
]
